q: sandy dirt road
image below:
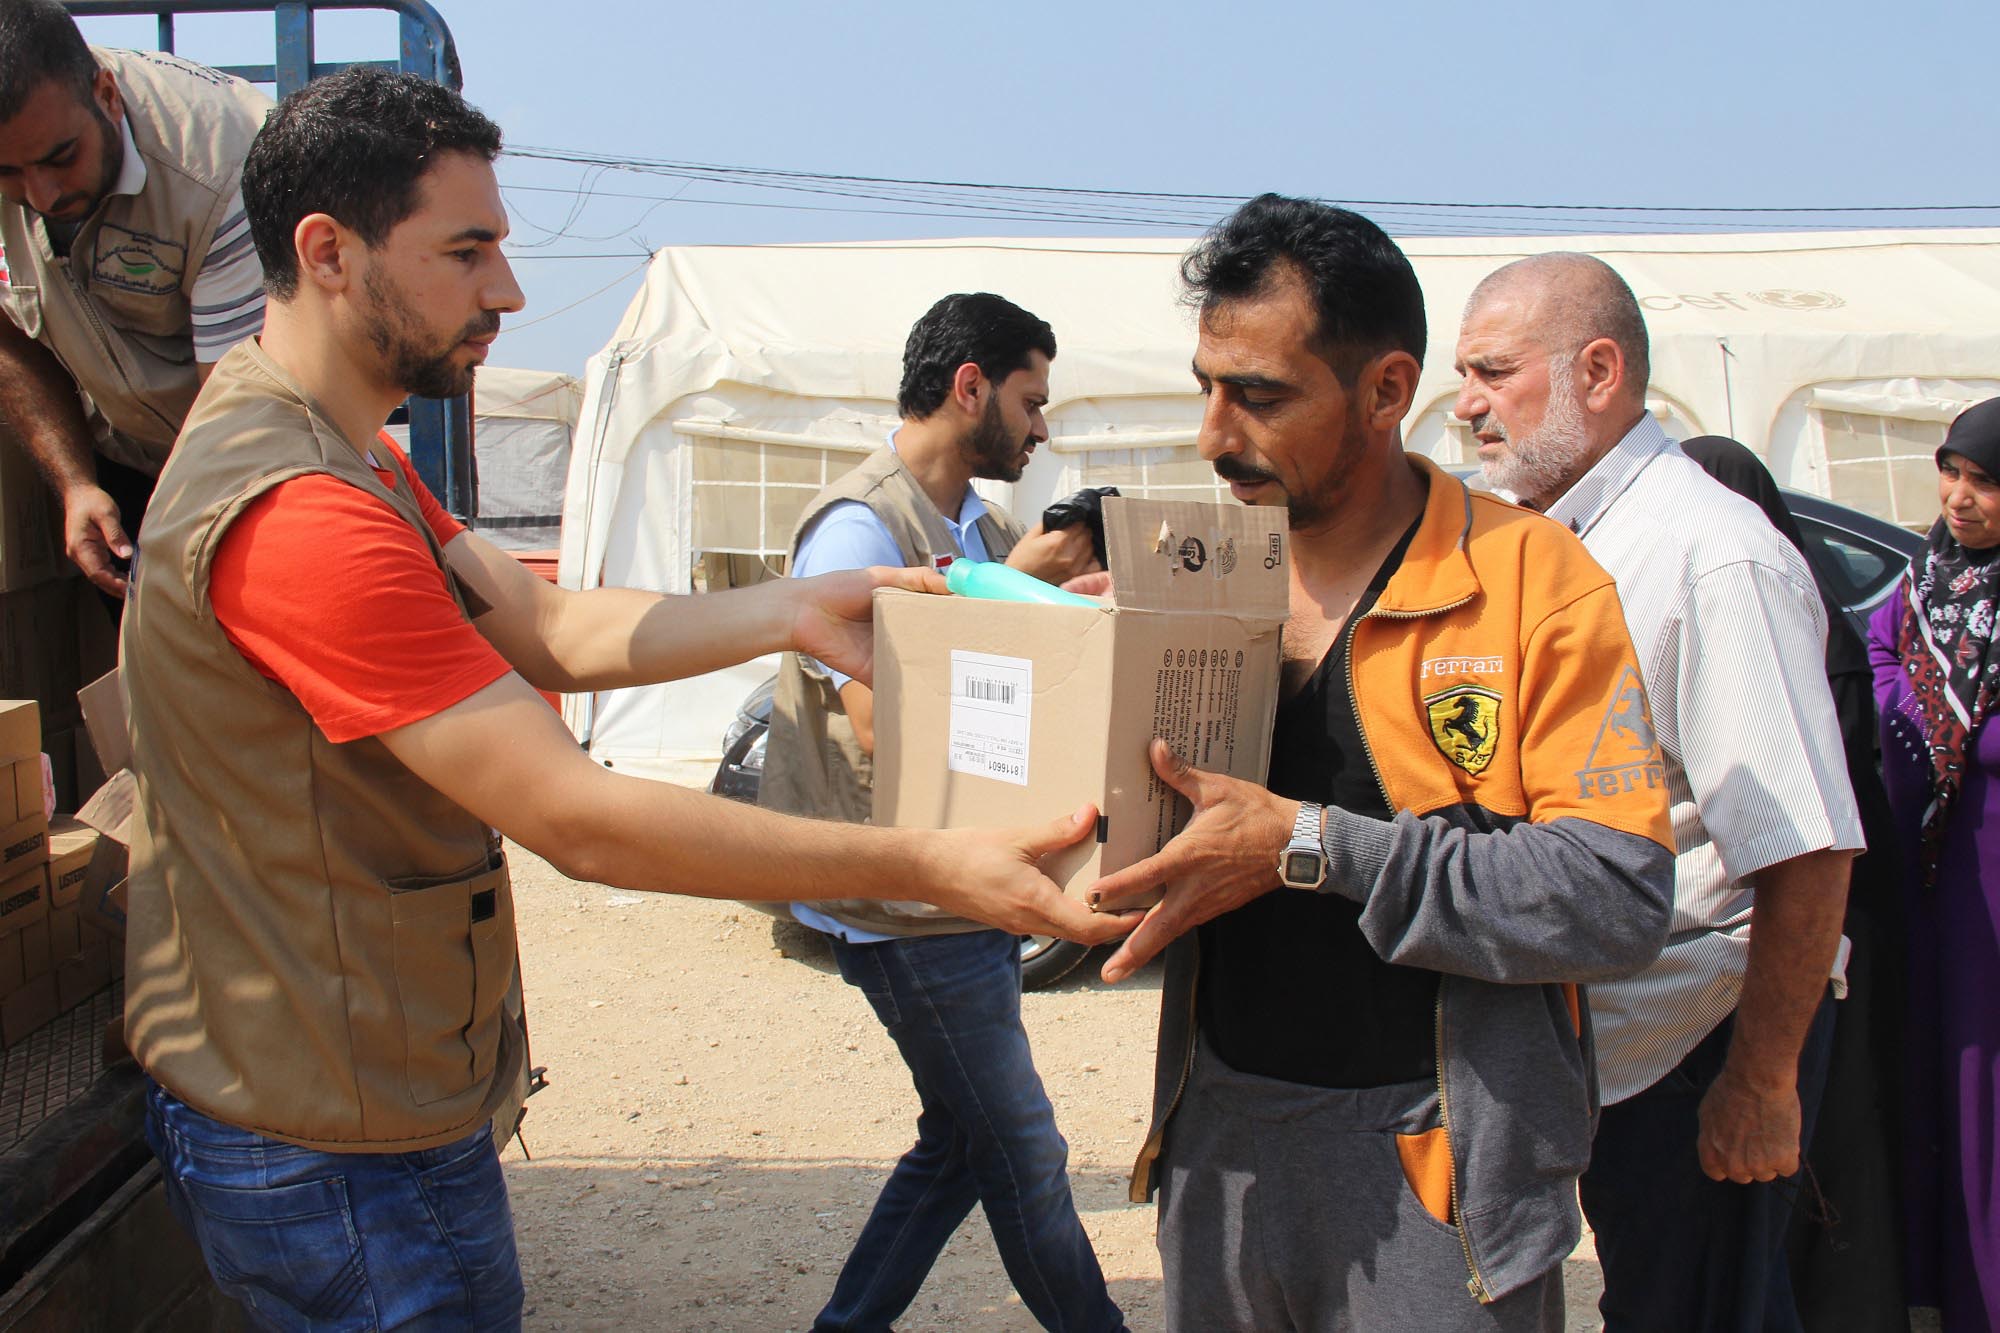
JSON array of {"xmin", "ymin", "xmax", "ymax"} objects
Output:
[{"xmin": 502, "ymin": 843, "xmax": 1604, "ymax": 1331}]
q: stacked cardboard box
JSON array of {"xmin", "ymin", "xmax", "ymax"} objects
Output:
[
  {"xmin": 0, "ymin": 698, "xmax": 53, "ymax": 1047},
  {"xmin": 0, "ymin": 688, "xmax": 127, "ymax": 1050},
  {"xmin": 48, "ymin": 816, "xmax": 112, "ymax": 1010},
  {"xmin": 0, "ymin": 421, "xmax": 117, "ymax": 814}
]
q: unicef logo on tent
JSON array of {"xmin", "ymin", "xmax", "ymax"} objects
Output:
[{"xmin": 1748, "ymin": 289, "xmax": 1847, "ymax": 311}]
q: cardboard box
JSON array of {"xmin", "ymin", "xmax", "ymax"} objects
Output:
[
  {"xmin": 18, "ymin": 915, "xmax": 47, "ymax": 981},
  {"xmin": 48, "ymin": 817, "xmax": 96, "ymax": 908},
  {"xmin": 54, "ymin": 936, "xmax": 111, "ymax": 1011},
  {"xmin": 47, "ymin": 901, "xmax": 79, "ymax": 959},
  {"xmin": 78, "ymin": 669, "xmax": 129, "ymax": 775},
  {"xmin": 0, "ymin": 754, "xmax": 45, "ymax": 824},
  {"xmin": 1, "ymin": 973, "xmax": 57, "ymax": 1048},
  {"xmin": 0, "ymin": 423, "xmax": 64, "ymax": 594},
  {"xmin": 0, "ymin": 858, "xmax": 46, "ymax": 939},
  {"xmin": 0, "ymin": 698, "xmax": 38, "ymax": 764},
  {"xmin": 0, "ymin": 810, "xmax": 46, "ymax": 877},
  {"xmin": 75, "ymin": 770, "xmax": 131, "ymax": 940},
  {"xmin": 873, "ymin": 498, "xmax": 1290, "ymax": 893}
]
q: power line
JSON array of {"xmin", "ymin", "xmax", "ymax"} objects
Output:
[
  {"xmin": 501, "ymin": 145, "xmax": 2000, "ymax": 218},
  {"xmin": 501, "ymin": 257, "xmax": 653, "ymax": 330},
  {"xmin": 493, "ymin": 179, "xmax": 1988, "ymax": 249}
]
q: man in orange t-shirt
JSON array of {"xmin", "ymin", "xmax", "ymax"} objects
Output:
[{"xmin": 123, "ymin": 68, "xmax": 1131, "ymax": 1328}]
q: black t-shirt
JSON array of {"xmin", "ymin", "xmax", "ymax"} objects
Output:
[{"xmin": 1196, "ymin": 516, "xmax": 1443, "ymax": 1088}]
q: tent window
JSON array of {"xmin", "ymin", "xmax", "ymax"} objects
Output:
[
  {"xmin": 1072, "ymin": 444, "xmax": 1228, "ymax": 501},
  {"xmin": 689, "ymin": 438, "xmax": 867, "ymax": 561},
  {"xmin": 1815, "ymin": 410, "xmax": 1945, "ymax": 533}
]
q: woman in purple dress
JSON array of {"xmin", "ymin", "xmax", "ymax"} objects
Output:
[{"xmin": 1869, "ymin": 396, "xmax": 2000, "ymax": 1329}]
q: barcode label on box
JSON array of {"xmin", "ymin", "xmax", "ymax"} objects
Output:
[
  {"xmin": 962, "ymin": 677, "xmax": 1016, "ymax": 705},
  {"xmin": 949, "ymin": 651, "xmax": 1032, "ymax": 786}
]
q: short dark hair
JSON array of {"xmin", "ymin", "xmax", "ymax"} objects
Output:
[
  {"xmin": 897, "ymin": 293, "xmax": 1057, "ymax": 420},
  {"xmin": 0, "ymin": 0, "xmax": 100, "ymax": 122},
  {"xmin": 242, "ymin": 66, "xmax": 502, "ymax": 300},
  {"xmin": 1181, "ymin": 193, "xmax": 1427, "ymax": 382}
]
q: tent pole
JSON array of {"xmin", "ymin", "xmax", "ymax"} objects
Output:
[{"xmin": 1718, "ymin": 337, "xmax": 1737, "ymax": 440}]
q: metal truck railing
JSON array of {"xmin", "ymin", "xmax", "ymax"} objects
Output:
[{"xmin": 64, "ymin": 0, "xmax": 478, "ymax": 520}]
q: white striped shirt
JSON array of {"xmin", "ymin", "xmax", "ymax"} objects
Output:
[
  {"xmin": 188, "ymin": 192, "xmax": 264, "ymax": 360},
  {"xmin": 1547, "ymin": 417, "xmax": 1864, "ymax": 1104}
]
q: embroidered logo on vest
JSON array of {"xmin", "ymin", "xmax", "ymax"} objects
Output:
[{"xmin": 93, "ymin": 224, "xmax": 185, "ymax": 295}]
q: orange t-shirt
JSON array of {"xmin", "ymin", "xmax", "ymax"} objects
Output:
[{"xmin": 208, "ymin": 436, "xmax": 512, "ymax": 743}]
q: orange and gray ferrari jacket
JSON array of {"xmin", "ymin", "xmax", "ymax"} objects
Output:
[{"xmin": 1135, "ymin": 457, "xmax": 1676, "ymax": 1304}]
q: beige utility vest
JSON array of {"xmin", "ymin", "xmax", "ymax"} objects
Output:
[
  {"xmin": 759, "ymin": 445, "xmax": 1022, "ymax": 936},
  {"xmin": 122, "ymin": 340, "xmax": 528, "ymax": 1152},
  {"xmin": 0, "ymin": 48, "xmax": 269, "ymax": 474}
]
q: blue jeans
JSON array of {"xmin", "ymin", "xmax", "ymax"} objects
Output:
[
  {"xmin": 817, "ymin": 928, "xmax": 1125, "ymax": 1333},
  {"xmin": 144, "ymin": 1080, "xmax": 523, "ymax": 1331},
  {"xmin": 1580, "ymin": 991, "xmax": 1838, "ymax": 1333}
]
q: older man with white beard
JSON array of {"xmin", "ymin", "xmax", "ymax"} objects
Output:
[{"xmin": 1453, "ymin": 253, "xmax": 1864, "ymax": 1333}]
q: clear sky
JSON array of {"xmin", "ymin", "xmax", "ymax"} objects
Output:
[{"xmin": 74, "ymin": 0, "xmax": 2000, "ymax": 376}]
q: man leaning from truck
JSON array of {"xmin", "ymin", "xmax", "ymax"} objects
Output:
[
  {"xmin": 1085, "ymin": 195, "xmax": 1676, "ymax": 1330},
  {"xmin": 119, "ymin": 67, "xmax": 1130, "ymax": 1330},
  {"xmin": 0, "ymin": 0, "xmax": 273, "ymax": 597}
]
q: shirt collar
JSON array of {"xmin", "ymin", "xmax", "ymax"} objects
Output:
[
  {"xmin": 108, "ymin": 113, "xmax": 146, "ymax": 199},
  {"xmin": 1540, "ymin": 414, "xmax": 1673, "ymax": 538},
  {"xmin": 887, "ymin": 427, "xmax": 990, "ymax": 532}
]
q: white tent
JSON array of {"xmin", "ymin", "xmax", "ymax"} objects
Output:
[
  {"xmin": 559, "ymin": 229, "xmax": 2000, "ymax": 774},
  {"xmin": 380, "ymin": 365, "xmax": 583, "ymax": 552},
  {"xmin": 469, "ymin": 366, "xmax": 582, "ymax": 552}
]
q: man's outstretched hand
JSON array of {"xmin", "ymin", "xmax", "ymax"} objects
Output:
[
  {"xmin": 923, "ymin": 804, "xmax": 1143, "ymax": 945},
  {"xmin": 1088, "ymin": 740, "xmax": 1297, "ymax": 983},
  {"xmin": 788, "ymin": 565, "xmax": 947, "ymax": 687}
]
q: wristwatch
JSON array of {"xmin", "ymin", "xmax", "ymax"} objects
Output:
[{"xmin": 1277, "ymin": 802, "xmax": 1329, "ymax": 891}]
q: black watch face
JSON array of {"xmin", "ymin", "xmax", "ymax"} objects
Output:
[{"xmin": 1281, "ymin": 849, "xmax": 1324, "ymax": 885}]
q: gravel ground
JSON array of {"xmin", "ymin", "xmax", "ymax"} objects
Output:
[{"xmin": 501, "ymin": 842, "xmax": 1606, "ymax": 1331}]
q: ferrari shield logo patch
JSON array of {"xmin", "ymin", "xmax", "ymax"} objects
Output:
[{"xmin": 1425, "ymin": 686, "xmax": 1501, "ymax": 775}]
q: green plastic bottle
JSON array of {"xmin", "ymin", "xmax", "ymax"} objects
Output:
[{"xmin": 943, "ymin": 559, "xmax": 1099, "ymax": 608}]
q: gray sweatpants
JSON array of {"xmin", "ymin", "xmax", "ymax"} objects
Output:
[{"xmin": 1156, "ymin": 1041, "xmax": 1563, "ymax": 1333}]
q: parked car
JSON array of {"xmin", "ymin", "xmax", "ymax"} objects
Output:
[
  {"xmin": 1782, "ymin": 490, "xmax": 1924, "ymax": 639},
  {"xmin": 712, "ymin": 490, "xmax": 1920, "ymax": 989}
]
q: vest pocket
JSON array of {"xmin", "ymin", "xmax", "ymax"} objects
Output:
[
  {"xmin": 0, "ymin": 283, "xmax": 45, "ymax": 339},
  {"xmin": 388, "ymin": 863, "xmax": 516, "ymax": 1107}
]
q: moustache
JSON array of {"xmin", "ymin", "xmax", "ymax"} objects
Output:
[
  {"xmin": 1212, "ymin": 456, "xmax": 1280, "ymax": 485},
  {"xmin": 459, "ymin": 314, "xmax": 502, "ymax": 343},
  {"xmin": 1470, "ymin": 414, "xmax": 1508, "ymax": 442},
  {"xmin": 36, "ymin": 193, "xmax": 94, "ymax": 222}
]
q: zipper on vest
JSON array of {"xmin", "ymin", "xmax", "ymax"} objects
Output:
[
  {"xmin": 1341, "ymin": 588, "xmax": 1475, "ymax": 812},
  {"xmin": 1435, "ymin": 986, "xmax": 1491, "ymax": 1302},
  {"xmin": 1343, "ymin": 605, "xmax": 1392, "ymax": 811}
]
